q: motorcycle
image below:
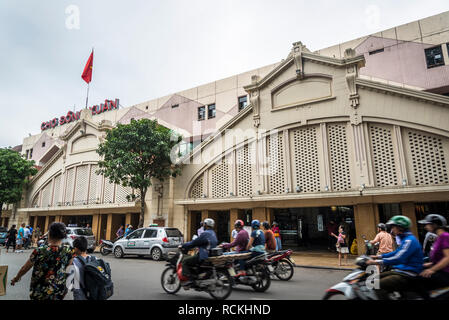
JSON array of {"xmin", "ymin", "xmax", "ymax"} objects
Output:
[
  {"xmin": 265, "ymin": 249, "xmax": 295, "ymax": 281},
  {"xmin": 160, "ymin": 247, "xmax": 235, "ymax": 300},
  {"xmin": 99, "ymin": 236, "xmax": 123, "ymax": 256},
  {"xmin": 230, "ymin": 252, "xmax": 272, "ymax": 292},
  {"xmin": 323, "ymin": 255, "xmax": 449, "ymax": 300}
]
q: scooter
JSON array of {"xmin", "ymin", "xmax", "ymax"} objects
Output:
[
  {"xmin": 99, "ymin": 236, "xmax": 123, "ymax": 256},
  {"xmin": 160, "ymin": 246, "xmax": 235, "ymax": 300},
  {"xmin": 265, "ymin": 249, "xmax": 295, "ymax": 281},
  {"xmin": 323, "ymin": 255, "xmax": 449, "ymax": 300}
]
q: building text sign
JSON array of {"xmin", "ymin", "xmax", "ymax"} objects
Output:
[{"xmin": 40, "ymin": 98, "xmax": 119, "ymax": 131}]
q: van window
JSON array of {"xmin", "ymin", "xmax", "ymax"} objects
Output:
[
  {"xmin": 143, "ymin": 229, "xmax": 157, "ymax": 238},
  {"xmin": 165, "ymin": 228, "xmax": 182, "ymax": 238},
  {"xmin": 75, "ymin": 228, "xmax": 93, "ymax": 236}
]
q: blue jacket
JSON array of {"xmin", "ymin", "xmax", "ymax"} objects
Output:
[
  {"xmin": 182, "ymin": 229, "xmax": 218, "ymax": 261},
  {"xmin": 381, "ymin": 231, "xmax": 423, "ymax": 274}
]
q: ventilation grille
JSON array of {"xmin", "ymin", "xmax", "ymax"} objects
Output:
[
  {"xmin": 41, "ymin": 182, "xmax": 52, "ymax": 207},
  {"xmin": 328, "ymin": 124, "xmax": 351, "ymax": 191},
  {"xmin": 237, "ymin": 144, "xmax": 255, "ymax": 196},
  {"xmin": 74, "ymin": 165, "xmax": 88, "ymax": 204},
  {"xmin": 408, "ymin": 131, "xmax": 449, "ymax": 186},
  {"xmin": 88, "ymin": 165, "xmax": 99, "ymax": 204},
  {"xmin": 211, "ymin": 159, "xmax": 230, "ymax": 198},
  {"xmin": 292, "ymin": 127, "xmax": 320, "ymax": 192},
  {"xmin": 103, "ymin": 178, "xmax": 115, "ymax": 203},
  {"xmin": 65, "ymin": 168, "xmax": 75, "ymax": 203},
  {"xmin": 53, "ymin": 175, "xmax": 61, "ymax": 206},
  {"xmin": 116, "ymin": 184, "xmax": 132, "ymax": 203},
  {"xmin": 370, "ymin": 125, "xmax": 398, "ymax": 187},
  {"xmin": 190, "ymin": 176, "xmax": 204, "ymax": 198},
  {"xmin": 268, "ymin": 133, "xmax": 286, "ymax": 194}
]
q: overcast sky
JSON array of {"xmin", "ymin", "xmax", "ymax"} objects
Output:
[{"xmin": 1, "ymin": 0, "xmax": 449, "ymax": 148}]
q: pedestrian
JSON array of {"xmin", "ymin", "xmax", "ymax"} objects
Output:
[
  {"xmin": 24, "ymin": 225, "xmax": 31, "ymax": 249},
  {"xmin": 272, "ymin": 221, "xmax": 282, "ymax": 251},
  {"xmin": 71, "ymin": 236, "xmax": 93, "ymax": 300},
  {"xmin": 124, "ymin": 224, "xmax": 132, "ymax": 237},
  {"xmin": 370, "ymin": 223, "xmax": 394, "ymax": 255},
  {"xmin": 326, "ymin": 220, "xmax": 338, "ymax": 252},
  {"xmin": 197, "ymin": 221, "xmax": 204, "ymax": 237},
  {"xmin": 262, "ymin": 221, "xmax": 276, "ymax": 252},
  {"xmin": 6, "ymin": 224, "xmax": 17, "ymax": 253},
  {"xmin": 115, "ymin": 225, "xmax": 124, "ymax": 240},
  {"xmin": 16, "ymin": 223, "xmax": 25, "ymax": 252},
  {"xmin": 33, "ymin": 226, "xmax": 42, "ymax": 247},
  {"xmin": 10, "ymin": 222, "xmax": 74, "ymax": 300},
  {"xmin": 332, "ymin": 225, "xmax": 349, "ymax": 266}
]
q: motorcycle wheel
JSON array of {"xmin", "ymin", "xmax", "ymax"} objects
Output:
[
  {"xmin": 274, "ymin": 259, "xmax": 294, "ymax": 281},
  {"xmin": 322, "ymin": 291, "xmax": 348, "ymax": 300},
  {"xmin": 161, "ymin": 267, "xmax": 181, "ymax": 294},
  {"xmin": 208, "ymin": 270, "xmax": 233, "ymax": 300},
  {"xmin": 100, "ymin": 244, "xmax": 111, "ymax": 256},
  {"xmin": 251, "ymin": 268, "xmax": 271, "ymax": 292}
]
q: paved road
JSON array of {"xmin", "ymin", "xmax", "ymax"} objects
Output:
[{"xmin": 0, "ymin": 247, "xmax": 349, "ymax": 300}]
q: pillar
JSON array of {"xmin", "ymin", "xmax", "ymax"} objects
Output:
[
  {"xmin": 55, "ymin": 215, "xmax": 62, "ymax": 223},
  {"xmin": 44, "ymin": 216, "xmax": 50, "ymax": 233},
  {"xmin": 229, "ymin": 209, "xmax": 238, "ymax": 242},
  {"xmin": 125, "ymin": 213, "xmax": 132, "ymax": 227},
  {"xmin": 33, "ymin": 216, "xmax": 38, "ymax": 231},
  {"xmin": 401, "ymin": 202, "xmax": 418, "ymax": 237},
  {"xmin": 106, "ymin": 214, "xmax": 113, "ymax": 241},
  {"xmin": 91, "ymin": 214, "xmax": 99, "ymax": 245},
  {"xmin": 252, "ymin": 207, "xmax": 268, "ymax": 223},
  {"xmin": 201, "ymin": 210, "xmax": 209, "ymax": 222},
  {"xmin": 354, "ymin": 204, "xmax": 379, "ymax": 255}
]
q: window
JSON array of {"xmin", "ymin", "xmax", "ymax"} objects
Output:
[
  {"xmin": 127, "ymin": 229, "xmax": 144, "ymax": 239},
  {"xmin": 238, "ymin": 96, "xmax": 248, "ymax": 111},
  {"xmin": 369, "ymin": 48, "xmax": 384, "ymax": 55},
  {"xmin": 145, "ymin": 106, "xmax": 148, "ymax": 110},
  {"xmin": 207, "ymin": 104, "xmax": 216, "ymax": 119},
  {"xmin": 165, "ymin": 228, "xmax": 183, "ymax": 238},
  {"xmin": 198, "ymin": 106, "xmax": 205, "ymax": 121},
  {"xmin": 42, "ymin": 142, "xmax": 46, "ymax": 148},
  {"xmin": 29, "ymin": 148, "xmax": 33, "ymax": 159},
  {"xmin": 25, "ymin": 150, "xmax": 29, "ymax": 159},
  {"xmin": 74, "ymin": 228, "xmax": 93, "ymax": 236},
  {"xmin": 143, "ymin": 229, "xmax": 157, "ymax": 238},
  {"xmin": 171, "ymin": 104, "xmax": 179, "ymax": 108},
  {"xmin": 425, "ymin": 46, "xmax": 445, "ymax": 68}
]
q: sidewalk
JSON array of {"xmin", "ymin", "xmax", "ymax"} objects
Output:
[{"xmin": 290, "ymin": 251, "xmax": 357, "ymax": 270}]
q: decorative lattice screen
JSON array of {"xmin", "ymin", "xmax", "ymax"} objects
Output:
[
  {"xmin": 115, "ymin": 184, "xmax": 132, "ymax": 203},
  {"xmin": 211, "ymin": 159, "xmax": 230, "ymax": 198},
  {"xmin": 65, "ymin": 168, "xmax": 75, "ymax": 204},
  {"xmin": 292, "ymin": 127, "xmax": 320, "ymax": 192},
  {"xmin": 369, "ymin": 124, "xmax": 398, "ymax": 187},
  {"xmin": 327, "ymin": 124, "xmax": 351, "ymax": 191},
  {"xmin": 103, "ymin": 178, "xmax": 115, "ymax": 203},
  {"xmin": 88, "ymin": 165, "xmax": 99, "ymax": 204},
  {"xmin": 41, "ymin": 181, "xmax": 52, "ymax": 207},
  {"xmin": 190, "ymin": 176, "xmax": 204, "ymax": 198},
  {"xmin": 74, "ymin": 165, "xmax": 88, "ymax": 205},
  {"xmin": 408, "ymin": 130, "xmax": 449, "ymax": 186},
  {"xmin": 237, "ymin": 145, "xmax": 255, "ymax": 196},
  {"xmin": 267, "ymin": 133, "xmax": 286, "ymax": 194},
  {"xmin": 53, "ymin": 174, "xmax": 61, "ymax": 206}
]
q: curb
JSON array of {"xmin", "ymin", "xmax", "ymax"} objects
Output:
[{"xmin": 293, "ymin": 264, "xmax": 355, "ymax": 271}]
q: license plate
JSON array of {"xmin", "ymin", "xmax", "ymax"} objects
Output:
[
  {"xmin": 267, "ymin": 265, "xmax": 275, "ymax": 272},
  {"xmin": 290, "ymin": 258, "xmax": 296, "ymax": 264},
  {"xmin": 228, "ymin": 267, "xmax": 236, "ymax": 277}
]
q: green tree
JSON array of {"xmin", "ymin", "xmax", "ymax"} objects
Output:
[
  {"xmin": 96, "ymin": 119, "xmax": 182, "ymax": 228},
  {"xmin": 0, "ymin": 148, "xmax": 38, "ymax": 217}
]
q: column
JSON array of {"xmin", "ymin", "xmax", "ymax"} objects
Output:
[
  {"xmin": 229, "ymin": 209, "xmax": 238, "ymax": 242},
  {"xmin": 252, "ymin": 207, "xmax": 268, "ymax": 223},
  {"xmin": 106, "ymin": 214, "xmax": 113, "ymax": 241},
  {"xmin": 33, "ymin": 216, "xmax": 38, "ymax": 231},
  {"xmin": 125, "ymin": 213, "xmax": 132, "ymax": 227},
  {"xmin": 201, "ymin": 210, "xmax": 209, "ymax": 222},
  {"xmin": 91, "ymin": 214, "xmax": 99, "ymax": 244},
  {"xmin": 401, "ymin": 202, "xmax": 418, "ymax": 237},
  {"xmin": 354, "ymin": 204, "xmax": 379, "ymax": 255},
  {"xmin": 55, "ymin": 215, "xmax": 62, "ymax": 223},
  {"xmin": 44, "ymin": 216, "xmax": 50, "ymax": 233}
]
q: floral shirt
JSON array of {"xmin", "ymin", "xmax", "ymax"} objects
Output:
[{"xmin": 29, "ymin": 245, "xmax": 73, "ymax": 300}]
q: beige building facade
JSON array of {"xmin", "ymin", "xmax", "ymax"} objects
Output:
[{"xmin": 4, "ymin": 11, "xmax": 449, "ymax": 254}]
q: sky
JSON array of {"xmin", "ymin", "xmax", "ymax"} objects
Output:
[{"xmin": 1, "ymin": 0, "xmax": 449, "ymax": 148}]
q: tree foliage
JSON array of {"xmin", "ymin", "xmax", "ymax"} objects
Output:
[
  {"xmin": 0, "ymin": 148, "xmax": 38, "ymax": 213},
  {"xmin": 96, "ymin": 119, "xmax": 182, "ymax": 227}
]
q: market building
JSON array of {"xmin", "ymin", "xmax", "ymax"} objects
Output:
[{"xmin": 4, "ymin": 11, "xmax": 449, "ymax": 254}]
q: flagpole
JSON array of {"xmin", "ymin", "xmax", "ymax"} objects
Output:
[{"xmin": 85, "ymin": 82, "xmax": 90, "ymax": 109}]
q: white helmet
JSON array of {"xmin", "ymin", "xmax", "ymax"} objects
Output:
[{"xmin": 203, "ymin": 218, "xmax": 215, "ymax": 228}]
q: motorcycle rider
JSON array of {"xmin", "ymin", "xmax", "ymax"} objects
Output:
[
  {"xmin": 238, "ymin": 220, "xmax": 266, "ymax": 275},
  {"xmin": 180, "ymin": 218, "xmax": 217, "ymax": 284},
  {"xmin": 418, "ymin": 214, "xmax": 449, "ymax": 290},
  {"xmin": 370, "ymin": 223, "xmax": 394, "ymax": 255},
  {"xmin": 220, "ymin": 220, "xmax": 249, "ymax": 253},
  {"xmin": 365, "ymin": 215, "xmax": 424, "ymax": 299}
]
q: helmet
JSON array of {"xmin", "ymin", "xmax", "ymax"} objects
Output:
[
  {"xmin": 251, "ymin": 220, "xmax": 260, "ymax": 229},
  {"xmin": 234, "ymin": 219, "xmax": 244, "ymax": 228},
  {"xmin": 418, "ymin": 214, "xmax": 447, "ymax": 227},
  {"xmin": 203, "ymin": 218, "xmax": 215, "ymax": 228},
  {"xmin": 386, "ymin": 215, "xmax": 411, "ymax": 230},
  {"xmin": 262, "ymin": 221, "xmax": 270, "ymax": 229},
  {"xmin": 377, "ymin": 223, "xmax": 386, "ymax": 231}
]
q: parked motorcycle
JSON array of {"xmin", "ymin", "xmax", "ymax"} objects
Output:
[
  {"xmin": 99, "ymin": 236, "xmax": 123, "ymax": 256},
  {"xmin": 160, "ymin": 247, "xmax": 235, "ymax": 300},
  {"xmin": 323, "ymin": 255, "xmax": 449, "ymax": 300},
  {"xmin": 265, "ymin": 249, "xmax": 295, "ymax": 281}
]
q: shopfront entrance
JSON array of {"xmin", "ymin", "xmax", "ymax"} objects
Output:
[
  {"xmin": 273, "ymin": 206, "xmax": 356, "ymax": 251},
  {"xmin": 415, "ymin": 201, "xmax": 449, "ymax": 243},
  {"xmin": 61, "ymin": 215, "xmax": 93, "ymax": 228}
]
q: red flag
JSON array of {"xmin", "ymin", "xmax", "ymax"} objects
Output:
[{"xmin": 81, "ymin": 51, "xmax": 93, "ymax": 84}]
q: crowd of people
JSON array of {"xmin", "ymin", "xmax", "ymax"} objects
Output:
[{"xmin": 4, "ymin": 223, "xmax": 42, "ymax": 253}]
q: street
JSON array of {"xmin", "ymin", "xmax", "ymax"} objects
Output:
[{"xmin": 0, "ymin": 247, "xmax": 348, "ymax": 300}]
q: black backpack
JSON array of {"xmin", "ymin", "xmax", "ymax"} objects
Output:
[{"xmin": 76, "ymin": 256, "xmax": 114, "ymax": 300}]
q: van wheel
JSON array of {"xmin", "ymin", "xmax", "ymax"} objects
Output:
[
  {"xmin": 114, "ymin": 246, "xmax": 124, "ymax": 258},
  {"xmin": 151, "ymin": 247, "xmax": 162, "ymax": 261}
]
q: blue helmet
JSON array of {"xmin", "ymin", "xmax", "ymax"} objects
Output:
[{"xmin": 251, "ymin": 219, "xmax": 260, "ymax": 229}]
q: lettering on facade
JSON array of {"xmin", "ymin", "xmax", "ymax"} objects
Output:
[{"xmin": 40, "ymin": 99, "xmax": 119, "ymax": 131}]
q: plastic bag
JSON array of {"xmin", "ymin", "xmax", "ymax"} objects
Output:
[{"xmin": 350, "ymin": 239, "xmax": 358, "ymax": 255}]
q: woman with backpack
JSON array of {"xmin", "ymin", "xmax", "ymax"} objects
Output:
[
  {"xmin": 71, "ymin": 236, "xmax": 92, "ymax": 300},
  {"xmin": 10, "ymin": 222, "xmax": 74, "ymax": 300}
]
